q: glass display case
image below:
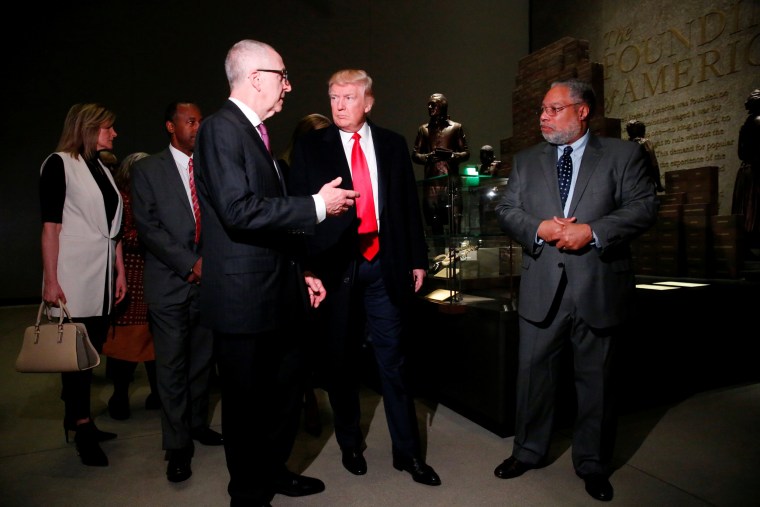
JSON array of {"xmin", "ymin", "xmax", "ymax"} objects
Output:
[
  {"xmin": 409, "ymin": 170, "xmax": 521, "ymax": 436},
  {"xmin": 418, "ymin": 172, "xmax": 520, "ymax": 310}
]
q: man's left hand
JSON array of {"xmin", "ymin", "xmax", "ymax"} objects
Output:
[{"xmin": 553, "ymin": 217, "xmax": 593, "ymax": 251}]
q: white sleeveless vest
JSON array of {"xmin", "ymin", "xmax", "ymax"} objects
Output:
[{"xmin": 41, "ymin": 152, "xmax": 123, "ymax": 317}]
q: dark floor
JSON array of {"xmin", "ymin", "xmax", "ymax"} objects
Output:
[{"xmin": 1, "ymin": 277, "xmax": 759, "ymax": 506}]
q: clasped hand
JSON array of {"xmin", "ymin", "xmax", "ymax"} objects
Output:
[
  {"xmin": 319, "ymin": 176, "xmax": 359, "ymax": 217},
  {"xmin": 538, "ymin": 216, "xmax": 593, "ymax": 251}
]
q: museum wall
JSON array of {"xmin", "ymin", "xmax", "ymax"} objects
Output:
[
  {"xmin": 0, "ymin": 1, "xmax": 529, "ymax": 303},
  {"xmin": 531, "ymin": 0, "xmax": 760, "ymax": 216}
]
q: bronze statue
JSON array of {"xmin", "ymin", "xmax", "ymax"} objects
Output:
[
  {"xmin": 626, "ymin": 119, "xmax": 664, "ymax": 192},
  {"xmin": 412, "ymin": 93, "xmax": 469, "ymax": 238},
  {"xmin": 731, "ymin": 89, "xmax": 760, "ymax": 255},
  {"xmin": 479, "ymin": 145, "xmax": 501, "ymax": 176}
]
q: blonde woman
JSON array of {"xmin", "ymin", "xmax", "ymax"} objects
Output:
[{"xmin": 39, "ymin": 103, "xmax": 126, "ymax": 466}]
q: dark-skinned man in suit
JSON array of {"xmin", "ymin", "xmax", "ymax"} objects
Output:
[
  {"xmin": 131, "ymin": 101, "xmax": 223, "ymax": 485},
  {"xmin": 494, "ymin": 78, "xmax": 658, "ymax": 502}
]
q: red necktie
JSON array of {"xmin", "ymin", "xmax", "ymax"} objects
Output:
[
  {"xmin": 257, "ymin": 122, "xmax": 271, "ymax": 153},
  {"xmin": 351, "ymin": 132, "xmax": 379, "ymax": 261},
  {"xmin": 188, "ymin": 158, "xmax": 201, "ymax": 243}
]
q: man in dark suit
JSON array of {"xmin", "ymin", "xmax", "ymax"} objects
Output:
[
  {"xmin": 192, "ymin": 40, "xmax": 357, "ymax": 507},
  {"xmin": 288, "ymin": 69, "xmax": 441, "ymax": 487},
  {"xmin": 131, "ymin": 101, "xmax": 223, "ymax": 484},
  {"xmin": 494, "ymin": 79, "xmax": 659, "ymax": 502}
]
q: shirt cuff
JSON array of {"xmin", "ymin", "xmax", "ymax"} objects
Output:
[{"xmin": 313, "ymin": 194, "xmax": 326, "ymax": 223}]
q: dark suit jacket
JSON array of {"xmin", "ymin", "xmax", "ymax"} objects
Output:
[
  {"xmin": 131, "ymin": 147, "xmax": 200, "ymax": 306},
  {"xmin": 288, "ymin": 122, "xmax": 428, "ymax": 307},
  {"xmin": 194, "ymin": 100, "xmax": 316, "ymax": 334},
  {"xmin": 496, "ymin": 133, "xmax": 659, "ymax": 328}
]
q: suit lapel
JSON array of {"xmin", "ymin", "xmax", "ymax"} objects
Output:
[
  {"xmin": 222, "ymin": 101, "xmax": 285, "ymax": 195},
  {"xmin": 158, "ymin": 149, "xmax": 194, "ymax": 220},
  {"xmin": 367, "ymin": 123, "xmax": 385, "ymax": 217},
  {"xmin": 540, "ymin": 143, "xmax": 563, "ymax": 212},
  {"xmin": 568, "ymin": 135, "xmax": 603, "ymax": 214},
  {"xmin": 324, "ymin": 126, "xmax": 353, "ymax": 186}
]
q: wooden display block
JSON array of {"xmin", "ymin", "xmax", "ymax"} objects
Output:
[
  {"xmin": 664, "ymin": 166, "xmax": 718, "ymax": 205},
  {"xmin": 660, "ymin": 192, "xmax": 687, "ymax": 205}
]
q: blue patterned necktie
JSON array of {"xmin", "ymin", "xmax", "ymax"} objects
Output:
[{"xmin": 557, "ymin": 146, "xmax": 573, "ymax": 208}]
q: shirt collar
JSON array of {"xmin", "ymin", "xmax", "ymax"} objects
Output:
[
  {"xmin": 168, "ymin": 144, "xmax": 191, "ymax": 169},
  {"xmin": 229, "ymin": 97, "xmax": 263, "ymax": 127},
  {"xmin": 557, "ymin": 128, "xmax": 590, "ymax": 154},
  {"xmin": 338, "ymin": 122, "xmax": 370, "ymax": 146}
]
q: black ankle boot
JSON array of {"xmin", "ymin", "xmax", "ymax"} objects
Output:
[{"xmin": 74, "ymin": 421, "xmax": 109, "ymax": 466}]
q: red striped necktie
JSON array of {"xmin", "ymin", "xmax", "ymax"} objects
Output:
[{"xmin": 188, "ymin": 157, "xmax": 201, "ymax": 243}]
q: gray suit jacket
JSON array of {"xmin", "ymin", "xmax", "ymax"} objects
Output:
[
  {"xmin": 131, "ymin": 147, "xmax": 200, "ymax": 306},
  {"xmin": 496, "ymin": 134, "xmax": 658, "ymax": 328}
]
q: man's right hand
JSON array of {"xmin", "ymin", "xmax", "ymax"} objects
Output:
[
  {"xmin": 319, "ymin": 177, "xmax": 358, "ymax": 217},
  {"xmin": 538, "ymin": 216, "xmax": 577, "ymax": 244}
]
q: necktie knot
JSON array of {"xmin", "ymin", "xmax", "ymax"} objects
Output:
[{"xmin": 557, "ymin": 146, "xmax": 573, "ymax": 209}]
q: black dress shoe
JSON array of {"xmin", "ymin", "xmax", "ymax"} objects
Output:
[
  {"xmin": 392, "ymin": 456, "xmax": 441, "ymax": 486},
  {"xmin": 274, "ymin": 470, "xmax": 326, "ymax": 497},
  {"xmin": 341, "ymin": 448, "xmax": 367, "ymax": 475},
  {"xmin": 190, "ymin": 427, "xmax": 223, "ymax": 446},
  {"xmin": 166, "ymin": 450, "xmax": 192, "ymax": 483},
  {"xmin": 582, "ymin": 474, "xmax": 613, "ymax": 502},
  {"xmin": 494, "ymin": 456, "xmax": 538, "ymax": 479}
]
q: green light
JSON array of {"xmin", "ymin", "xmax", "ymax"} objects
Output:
[{"xmin": 462, "ymin": 165, "xmax": 479, "ymax": 176}]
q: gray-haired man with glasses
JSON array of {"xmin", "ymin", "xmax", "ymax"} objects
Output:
[{"xmin": 194, "ymin": 39, "xmax": 357, "ymax": 507}]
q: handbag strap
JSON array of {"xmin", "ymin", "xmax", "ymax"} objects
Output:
[
  {"xmin": 35, "ymin": 301, "xmax": 46, "ymax": 326},
  {"xmin": 40, "ymin": 299, "xmax": 73, "ymax": 327}
]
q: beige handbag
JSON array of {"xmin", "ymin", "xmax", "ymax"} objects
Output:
[{"xmin": 15, "ymin": 300, "xmax": 101, "ymax": 373}]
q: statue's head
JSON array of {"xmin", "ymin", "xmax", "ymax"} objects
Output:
[
  {"xmin": 480, "ymin": 144, "xmax": 495, "ymax": 164},
  {"xmin": 626, "ymin": 119, "xmax": 645, "ymax": 139},
  {"xmin": 428, "ymin": 93, "xmax": 449, "ymax": 117},
  {"xmin": 746, "ymin": 89, "xmax": 760, "ymax": 113}
]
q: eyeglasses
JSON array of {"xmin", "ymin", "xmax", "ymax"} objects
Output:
[
  {"xmin": 536, "ymin": 102, "xmax": 582, "ymax": 116},
  {"xmin": 257, "ymin": 68, "xmax": 289, "ymax": 83}
]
